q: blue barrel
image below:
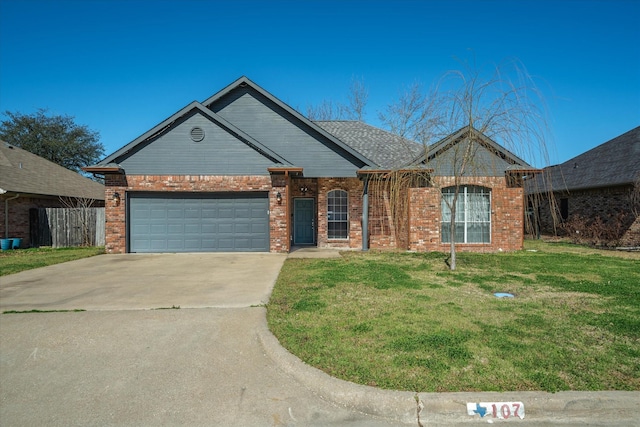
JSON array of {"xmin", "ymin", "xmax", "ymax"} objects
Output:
[{"xmin": 0, "ymin": 239, "xmax": 13, "ymax": 251}]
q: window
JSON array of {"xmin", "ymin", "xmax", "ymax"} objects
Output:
[
  {"xmin": 441, "ymin": 186, "xmax": 491, "ymax": 243},
  {"xmin": 327, "ymin": 189, "xmax": 348, "ymax": 239}
]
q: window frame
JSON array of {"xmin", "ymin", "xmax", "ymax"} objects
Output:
[
  {"xmin": 441, "ymin": 185, "xmax": 491, "ymax": 244},
  {"xmin": 327, "ymin": 189, "xmax": 349, "ymax": 239}
]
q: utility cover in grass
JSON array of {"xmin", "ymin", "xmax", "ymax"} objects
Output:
[{"xmin": 494, "ymin": 292, "xmax": 515, "ymax": 298}]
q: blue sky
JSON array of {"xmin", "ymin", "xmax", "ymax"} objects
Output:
[{"xmin": 1, "ymin": 0, "xmax": 638, "ymax": 166}]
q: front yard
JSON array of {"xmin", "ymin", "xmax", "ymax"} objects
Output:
[
  {"xmin": 0, "ymin": 247, "xmax": 104, "ymax": 276},
  {"xmin": 267, "ymin": 241, "xmax": 640, "ymax": 392}
]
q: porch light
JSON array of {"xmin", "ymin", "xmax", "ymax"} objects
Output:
[
  {"xmin": 276, "ymin": 192, "xmax": 282, "ymax": 203},
  {"xmin": 300, "ymin": 186, "xmax": 308, "ymax": 194},
  {"xmin": 113, "ymin": 192, "xmax": 121, "ymax": 204}
]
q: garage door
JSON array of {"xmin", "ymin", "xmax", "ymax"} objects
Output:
[{"xmin": 129, "ymin": 193, "xmax": 269, "ymax": 253}]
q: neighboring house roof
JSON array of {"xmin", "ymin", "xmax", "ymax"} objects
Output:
[
  {"xmin": 314, "ymin": 121, "xmax": 423, "ymax": 169},
  {"xmin": 540, "ymin": 126, "xmax": 640, "ymax": 192},
  {"xmin": 0, "ymin": 141, "xmax": 105, "ymax": 200},
  {"xmin": 411, "ymin": 126, "xmax": 534, "ymax": 176}
]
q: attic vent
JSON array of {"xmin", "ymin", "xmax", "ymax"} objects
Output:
[{"xmin": 190, "ymin": 127, "xmax": 205, "ymax": 142}]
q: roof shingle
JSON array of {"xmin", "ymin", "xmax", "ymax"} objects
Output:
[
  {"xmin": 543, "ymin": 126, "xmax": 640, "ymax": 192},
  {"xmin": 0, "ymin": 141, "xmax": 104, "ymax": 200},
  {"xmin": 313, "ymin": 121, "xmax": 424, "ymax": 169}
]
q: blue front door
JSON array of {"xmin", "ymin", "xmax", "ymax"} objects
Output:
[{"xmin": 294, "ymin": 198, "xmax": 315, "ymax": 245}]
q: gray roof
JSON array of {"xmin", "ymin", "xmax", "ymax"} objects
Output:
[
  {"xmin": 0, "ymin": 141, "xmax": 104, "ymax": 200},
  {"xmin": 542, "ymin": 126, "xmax": 640, "ymax": 192},
  {"xmin": 93, "ymin": 77, "xmax": 378, "ymax": 170},
  {"xmin": 314, "ymin": 121, "xmax": 423, "ymax": 169}
]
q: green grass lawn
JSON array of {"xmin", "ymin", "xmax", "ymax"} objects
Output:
[
  {"xmin": 0, "ymin": 246, "xmax": 104, "ymax": 276},
  {"xmin": 267, "ymin": 241, "xmax": 640, "ymax": 393}
]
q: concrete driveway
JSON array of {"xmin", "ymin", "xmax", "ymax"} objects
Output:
[
  {"xmin": 0, "ymin": 253, "xmax": 286, "ymax": 311},
  {"xmin": 0, "ymin": 253, "xmax": 403, "ymax": 426}
]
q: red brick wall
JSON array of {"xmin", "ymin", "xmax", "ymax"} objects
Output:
[
  {"xmin": 101, "ymin": 173, "xmax": 525, "ymax": 254},
  {"xmin": 316, "ymin": 178, "xmax": 363, "ymax": 249},
  {"xmin": 103, "ymin": 174, "xmax": 288, "ymax": 253},
  {"xmin": 408, "ymin": 176, "xmax": 525, "ymax": 252},
  {"xmin": 0, "ymin": 195, "xmax": 67, "ymax": 248},
  {"xmin": 535, "ymin": 185, "xmax": 638, "ymax": 246},
  {"xmin": 270, "ymin": 175, "xmax": 288, "ymax": 253}
]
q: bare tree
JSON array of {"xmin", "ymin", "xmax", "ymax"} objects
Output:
[
  {"xmin": 346, "ymin": 76, "xmax": 368, "ymax": 121},
  {"xmin": 59, "ymin": 196, "xmax": 97, "ymax": 246},
  {"xmin": 435, "ymin": 59, "xmax": 551, "ymax": 269},
  {"xmin": 306, "ymin": 99, "xmax": 349, "ymax": 121},
  {"xmin": 378, "ymin": 81, "xmax": 444, "ymax": 145},
  {"xmin": 379, "ymin": 58, "xmax": 552, "ymax": 270},
  {"xmin": 306, "ymin": 76, "xmax": 368, "ymax": 121}
]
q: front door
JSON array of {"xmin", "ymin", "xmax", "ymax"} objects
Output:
[{"xmin": 294, "ymin": 198, "xmax": 315, "ymax": 245}]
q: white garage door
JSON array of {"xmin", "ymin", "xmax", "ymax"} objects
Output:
[{"xmin": 128, "ymin": 193, "xmax": 269, "ymax": 253}]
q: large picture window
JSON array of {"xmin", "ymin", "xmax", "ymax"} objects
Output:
[
  {"xmin": 327, "ymin": 189, "xmax": 348, "ymax": 239},
  {"xmin": 441, "ymin": 186, "xmax": 491, "ymax": 243}
]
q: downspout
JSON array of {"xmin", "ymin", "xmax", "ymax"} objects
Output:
[
  {"xmin": 4, "ymin": 192, "xmax": 20, "ymax": 239},
  {"xmin": 362, "ymin": 176, "xmax": 369, "ymax": 251}
]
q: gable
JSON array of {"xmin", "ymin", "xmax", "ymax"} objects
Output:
[
  {"xmin": 114, "ymin": 109, "xmax": 280, "ymax": 176},
  {"xmin": 420, "ymin": 128, "xmax": 532, "ymax": 177},
  {"xmin": 206, "ymin": 83, "xmax": 370, "ymax": 177}
]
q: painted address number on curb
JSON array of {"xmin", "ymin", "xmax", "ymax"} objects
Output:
[{"xmin": 467, "ymin": 402, "xmax": 525, "ymax": 420}]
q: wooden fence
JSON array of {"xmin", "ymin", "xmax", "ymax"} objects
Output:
[{"xmin": 30, "ymin": 207, "xmax": 105, "ymax": 248}]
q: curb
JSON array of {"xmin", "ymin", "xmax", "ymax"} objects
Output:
[
  {"xmin": 256, "ymin": 312, "xmax": 640, "ymax": 425},
  {"xmin": 257, "ymin": 314, "xmax": 418, "ymax": 424}
]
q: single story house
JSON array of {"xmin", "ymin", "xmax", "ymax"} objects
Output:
[
  {"xmin": 527, "ymin": 126, "xmax": 640, "ymax": 246},
  {"xmin": 0, "ymin": 141, "xmax": 105, "ymax": 248},
  {"xmin": 84, "ymin": 76, "xmax": 534, "ymax": 254}
]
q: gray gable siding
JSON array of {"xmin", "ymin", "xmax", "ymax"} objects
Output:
[
  {"xmin": 425, "ymin": 140, "xmax": 520, "ymax": 177},
  {"xmin": 209, "ymin": 87, "xmax": 367, "ymax": 177},
  {"xmin": 115, "ymin": 111, "xmax": 275, "ymax": 175}
]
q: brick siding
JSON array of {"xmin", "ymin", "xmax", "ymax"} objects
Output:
[
  {"xmin": 535, "ymin": 185, "xmax": 639, "ymax": 246},
  {"xmin": 103, "ymin": 174, "xmax": 285, "ymax": 253},
  {"xmin": 408, "ymin": 176, "xmax": 525, "ymax": 252},
  {"xmin": 102, "ymin": 173, "xmax": 526, "ymax": 254},
  {"xmin": 316, "ymin": 178, "xmax": 363, "ymax": 249},
  {"xmin": 0, "ymin": 195, "xmax": 67, "ymax": 248}
]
